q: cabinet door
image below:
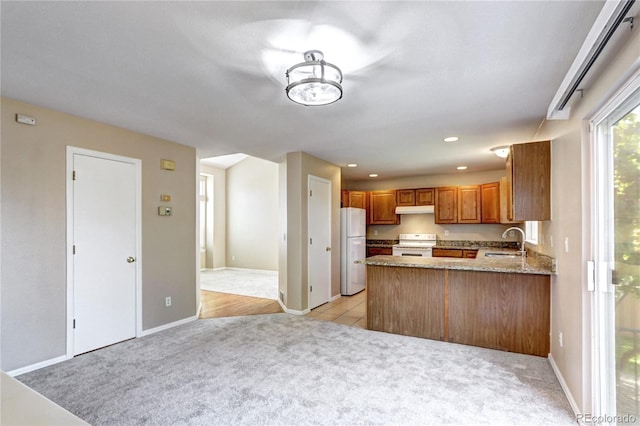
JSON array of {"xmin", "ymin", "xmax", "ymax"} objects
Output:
[
  {"xmin": 481, "ymin": 182, "xmax": 500, "ymax": 224},
  {"xmin": 457, "ymin": 185, "xmax": 481, "ymax": 224},
  {"xmin": 510, "ymin": 141, "xmax": 551, "ymax": 221},
  {"xmin": 505, "ymin": 149, "xmax": 514, "ymax": 221},
  {"xmin": 348, "ymin": 191, "xmax": 367, "ymax": 209},
  {"xmin": 368, "ymin": 190, "xmax": 399, "ymax": 225},
  {"xmin": 396, "ymin": 189, "xmax": 416, "ymax": 206},
  {"xmin": 435, "ymin": 187, "xmax": 458, "ymax": 224},
  {"xmin": 415, "ymin": 188, "xmax": 435, "ymax": 206}
]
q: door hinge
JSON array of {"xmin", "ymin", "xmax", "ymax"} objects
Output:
[
  {"xmin": 73, "ymin": 319, "xmax": 76, "ymax": 329},
  {"xmin": 72, "ymin": 170, "xmax": 76, "ymax": 180},
  {"xmin": 73, "ymin": 245, "xmax": 76, "ymax": 255},
  {"xmin": 310, "ymin": 237, "xmax": 313, "ymax": 245},
  {"xmin": 310, "ymin": 286, "xmax": 313, "ymax": 292},
  {"xmin": 309, "ymin": 190, "xmax": 313, "ymax": 196}
]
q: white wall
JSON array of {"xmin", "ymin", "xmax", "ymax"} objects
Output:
[
  {"xmin": 533, "ymin": 23, "xmax": 640, "ymax": 414},
  {"xmin": 280, "ymin": 152, "xmax": 341, "ymax": 311},
  {"xmin": 1, "ymin": 97, "xmax": 197, "ymax": 372},
  {"xmin": 226, "ymin": 156, "xmax": 279, "ymax": 271},
  {"xmin": 200, "ymin": 164, "xmax": 226, "ymax": 269}
]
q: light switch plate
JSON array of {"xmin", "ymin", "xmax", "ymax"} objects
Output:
[
  {"xmin": 16, "ymin": 114, "xmax": 36, "ymax": 126},
  {"xmin": 160, "ymin": 194, "xmax": 171, "ymax": 202}
]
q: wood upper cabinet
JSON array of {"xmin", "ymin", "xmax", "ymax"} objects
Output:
[
  {"xmin": 416, "ymin": 188, "xmax": 435, "ymax": 206},
  {"xmin": 435, "ymin": 187, "xmax": 458, "ymax": 224},
  {"xmin": 397, "ymin": 188, "xmax": 435, "ymax": 206},
  {"xmin": 396, "ymin": 189, "xmax": 416, "ymax": 206},
  {"xmin": 341, "ymin": 190, "xmax": 367, "ymax": 209},
  {"xmin": 457, "ymin": 185, "xmax": 481, "ymax": 224},
  {"xmin": 481, "ymin": 182, "xmax": 500, "ymax": 224},
  {"xmin": 507, "ymin": 141, "xmax": 551, "ymax": 221},
  {"xmin": 368, "ymin": 190, "xmax": 399, "ymax": 225}
]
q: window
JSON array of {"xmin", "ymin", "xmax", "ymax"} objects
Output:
[{"xmin": 524, "ymin": 221, "xmax": 538, "ymax": 245}]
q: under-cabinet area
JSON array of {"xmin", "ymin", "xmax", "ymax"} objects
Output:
[{"xmin": 361, "ymin": 253, "xmax": 553, "ymax": 357}]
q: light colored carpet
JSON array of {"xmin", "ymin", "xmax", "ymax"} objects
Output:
[
  {"xmin": 17, "ymin": 314, "xmax": 574, "ymax": 425},
  {"xmin": 200, "ymin": 268, "xmax": 278, "ymax": 300}
]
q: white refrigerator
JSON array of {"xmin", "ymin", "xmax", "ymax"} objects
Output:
[{"xmin": 340, "ymin": 207, "xmax": 366, "ymax": 295}]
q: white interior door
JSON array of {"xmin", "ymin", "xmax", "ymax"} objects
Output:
[
  {"xmin": 308, "ymin": 175, "xmax": 331, "ymax": 310},
  {"xmin": 70, "ymin": 150, "xmax": 140, "ymax": 355}
]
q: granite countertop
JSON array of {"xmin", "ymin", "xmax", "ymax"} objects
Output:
[{"xmin": 357, "ymin": 248, "xmax": 554, "ymax": 275}]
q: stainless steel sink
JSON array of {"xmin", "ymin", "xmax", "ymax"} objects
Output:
[{"xmin": 484, "ymin": 252, "xmax": 522, "ymax": 259}]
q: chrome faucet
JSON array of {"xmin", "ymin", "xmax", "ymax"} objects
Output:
[{"xmin": 502, "ymin": 227, "xmax": 526, "ymax": 255}]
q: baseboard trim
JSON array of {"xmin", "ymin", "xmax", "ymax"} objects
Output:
[
  {"xmin": 548, "ymin": 353, "xmax": 580, "ymax": 419},
  {"xmin": 276, "ymin": 299, "xmax": 310, "ymax": 316},
  {"xmin": 7, "ymin": 355, "xmax": 70, "ymax": 377},
  {"xmin": 330, "ymin": 293, "xmax": 341, "ymax": 302},
  {"xmin": 138, "ymin": 315, "xmax": 198, "ymax": 337}
]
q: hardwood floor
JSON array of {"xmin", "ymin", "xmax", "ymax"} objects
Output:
[
  {"xmin": 199, "ymin": 290, "xmax": 284, "ymax": 319},
  {"xmin": 199, "ymin": 288, "xmax": 367, "ymax": 331}
]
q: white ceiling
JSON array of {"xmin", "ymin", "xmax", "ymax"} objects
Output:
[{"xmin": 1, "ymin": 1, "xmax": 605, "ymax": 181}]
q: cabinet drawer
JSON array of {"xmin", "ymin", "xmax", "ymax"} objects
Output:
[
  {"xmin": 432, "ymin": 248, "xmax": 463, "ymax": 258},
  {"xmin": 367, "ymin": 247, "xmax": 392, "ymax": 257}
]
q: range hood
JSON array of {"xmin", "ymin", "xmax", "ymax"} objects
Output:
[{"xmin": 395, "ymin": 205, "xmax": 435, "ymax": 215}]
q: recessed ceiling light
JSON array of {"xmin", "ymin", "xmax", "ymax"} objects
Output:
[
  {"xmin": 346, "ymin": 163, "xmax": 358, "ymax": 168},
  {"xmin": 457, "ymin": 166, "xmax": 468, "ymax": 170},
  {"xmin": 369, "ymin": 173, "xmax": 378, "ymax": 178},
  {"xmin": 444, "ymin": 136, "xmax": 459, "ymax": 142}
]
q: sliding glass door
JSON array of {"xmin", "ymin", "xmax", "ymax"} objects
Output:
[{"xmin": 593, "ymin": 79, "xmax": 640, "ymax": 420}]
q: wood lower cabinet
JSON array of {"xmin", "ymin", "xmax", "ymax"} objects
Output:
[
  {"xmin": 341, "ymin": 190, "xmax": 367, "ymax": 209},
  {"xmin": 432, "ymin": 248, "xmax": 478, "ymax": 259},
  {"xmin": 481, "ymin": 182, "xmax": 500, "ymax": 224},
  {"xmin": 367, "ymin": 266, "xmax": 445, "ymax": 340},
  {"xmin": 368, "ymin": 190, "xmax": 399, "ymax": 225},
  {"xmin": 366, "ymin": 265, "xmax": 550, "ymax": 356},
  {"xmin": 367, "ymin": 247, "xmax": 392, "ymax": 257},
  {"xmin": 448, "ymin": 270, "xmax": 550, "ymax": 356},
  {"xmin": 432, "ymin": 248, "xmax": 463, "ymax": 258}
]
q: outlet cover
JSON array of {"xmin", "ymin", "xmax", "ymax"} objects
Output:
[{"xmin": 165, "ymin": 297, "xmax": 172, "ymax": 307}]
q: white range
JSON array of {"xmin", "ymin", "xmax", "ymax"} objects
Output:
[{"xmin": 392, "ymin": 233, "xmax": 437, "ymax": 257}]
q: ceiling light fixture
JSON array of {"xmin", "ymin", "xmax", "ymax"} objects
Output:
[
  {"xmin": 369, "ymin": 173, "xmax": 378, "ymax": 178},
  {"xmin": 457, "ymin": 166, "xmax": 468, "ymax": 170},
  {"xmin": 444, "ymin": 136, "xmax": 459, "ymax": 142},
  {"xmin": 346, "ymin": 163, "xmax": 358, "ymax": 168},
  {"xmin": 285, "ymin": 50, "xmax": 343, "ymax": 106},
  {"xmin": 490, "ymin": 146, "xmax": 510, "ymax": 158}
]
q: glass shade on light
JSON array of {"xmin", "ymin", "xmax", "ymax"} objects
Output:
[
  {"xmin": 286, "ymin": 51, "xmax": 343, "ymax": 106},
  {"xmin": 491, "ymin": 146, "xmax": 510, "ymax": 158}
]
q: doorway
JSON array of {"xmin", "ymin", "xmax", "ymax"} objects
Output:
[
  {"xmin": 592, "ymin": 76, "xmax": 640, "ymax": 419},
  {"xmin": 307, "ymin": 175, "xmax": 332, "ymax": 310},
  {"xmin": 66, "ymin": 147, "xmax": 141, "ymax": 356}
]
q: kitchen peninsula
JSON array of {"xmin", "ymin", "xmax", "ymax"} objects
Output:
[{"xmin": 358, "ymin": 250, "xmax": 554, "ymax": 357}]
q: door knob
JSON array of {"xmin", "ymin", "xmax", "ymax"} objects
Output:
[
  {"xmin": 127, "ymin": 256, "xmax": 136, "ymax": 263},
  {"xmin": 326, "ymin": 247, "xmax": 331, "ymax": 252}
]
